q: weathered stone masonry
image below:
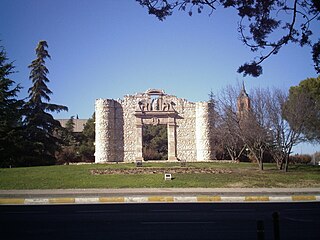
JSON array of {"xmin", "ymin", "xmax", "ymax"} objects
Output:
[{"xmin": 95, "ymin": 89, "xmax": 214, "ymax": 163}]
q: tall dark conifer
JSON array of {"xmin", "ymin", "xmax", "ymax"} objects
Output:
[
  {"xmin": 24, "ymin": 40, "xmax": 68, "ymax": 166},
  {"xmin": 0, "ymin": 45, "xmax": 24, "ymax": 167}
]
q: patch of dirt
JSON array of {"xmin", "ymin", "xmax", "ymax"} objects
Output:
[
  {"xmin": 225, "ymin": 182, "xmax": 247, "ymax": 188},
  {"xmin": 91, "ymin": 167, "xmax": 233, "ymax": 175}
]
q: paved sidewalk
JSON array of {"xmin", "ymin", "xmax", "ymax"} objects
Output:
[
  {"xmin": 0, "ymin": 188, "xmax": 319, "ymax": 205},
  {"xmin": 1, "ymin": 188, "xmax": 320, "ymax": 198}
]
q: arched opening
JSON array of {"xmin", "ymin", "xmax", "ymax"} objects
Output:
[{"xmin": 142, "ymin": 124, "xmax": 168, "ymax": 160}]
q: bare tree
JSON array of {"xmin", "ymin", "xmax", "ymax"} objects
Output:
[
  {"xmin": 215, "ymin": 85, "xmax": 246, "ymax": 162},
  {"xmin": 256, "ymin": 88, "xmax": 308, "ymax": 172},
  {"xmin": 212, "ymin": 85, "xmax": 312, "ymax": 171},
  {"xmin": 239, "ymin": 115, "xmax": 268, "ymax": 170},
  {"xmin": 237, "ymin": 88, "xmax": 272, "ymax": 170}
]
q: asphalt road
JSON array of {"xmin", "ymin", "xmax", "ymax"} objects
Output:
[{"xmin": 1, "ymin": 202, "xmax": 319, "ymax": 240}]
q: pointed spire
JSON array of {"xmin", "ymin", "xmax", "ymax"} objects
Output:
[
  {"xmin": 238, "ymin": 81, "xmax": 248, "ymax": 98},
  {"xmin": 242, "ymin": 80, "xmax": 246, "ymax": 92}
]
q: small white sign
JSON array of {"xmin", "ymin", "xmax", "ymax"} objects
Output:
[{"xmin": 164, "ymin": 173, "xmax": 172, "ymax": 180}]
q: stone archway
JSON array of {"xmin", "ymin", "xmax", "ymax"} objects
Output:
[
  {"xmin": 134, "ymin": 89, "xmax": 177, "ymax": 161},
  {"xmin": 95, "ymin": 89, "xmax": 214, "ymax": 163}
]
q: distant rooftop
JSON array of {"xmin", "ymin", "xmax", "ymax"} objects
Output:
[{"xmin": 57, "ymin": 119, "xmax": 88, "ymax": 132}]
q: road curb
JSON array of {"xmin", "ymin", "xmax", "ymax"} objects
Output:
[{"xmin": 0, "ymin": 195, "xmax": 319, "ymax": 205}]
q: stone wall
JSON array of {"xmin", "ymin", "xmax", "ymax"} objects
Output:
[
  {"xmin": 58, "ymin": 119, "xmax": 88, "ymax": 132},
  {"xmin": 95, "ymin": 89, "xmax": 214, "ymax": 163}
]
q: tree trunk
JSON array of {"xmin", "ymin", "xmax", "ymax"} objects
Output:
[
  {"xmin": 226, "ymin": 148, "xmax": 235, "ymax": 161},
  {"xmin": 283, "ymin": 154, "xmax": 289, "ymax": 172},
  {"xmin": 259, "ymin": 160, "xmax": 264, "ymax": 171},
  {"xmin": 259, "ymin": 148, "xmax": 264, "ymax": 171}
]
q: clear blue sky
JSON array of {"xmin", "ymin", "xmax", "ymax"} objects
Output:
[{"xmin": 1, "ymin": 0, "xmax": 319, "ymax": 154}]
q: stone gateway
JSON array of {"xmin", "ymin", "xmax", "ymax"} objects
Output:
[{"xmin": 95, "ymin": 89, "xmax": 214, "ymax": 163}]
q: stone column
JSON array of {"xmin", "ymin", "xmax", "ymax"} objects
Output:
[
  {"xmin": 195, "ymin": 102, "xmax": 212, "ymax": 161},
  {"xmin": 95, "ymin": 99, "xmax": 115, "ymax": 163},
  {"xmin": 135, "ymin": 118, "xmax": 144, "ymax": 161},
  {"xmin": 167, "ymin": 117, "xmax": 177, "ymax": 161}
]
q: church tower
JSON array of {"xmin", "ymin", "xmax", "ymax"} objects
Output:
[{"xmin": 237, "ymin": 82, "xmax": 251, "ymax": 118}]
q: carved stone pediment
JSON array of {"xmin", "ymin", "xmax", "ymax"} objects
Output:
[{"xmin": 137, "ymin": 98, "xmax": 176, "ymax": 112}]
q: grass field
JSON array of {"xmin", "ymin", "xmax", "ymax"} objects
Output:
[{"xmin": 0, "ymin": 162, "xmax": 319, "ymax": 189}]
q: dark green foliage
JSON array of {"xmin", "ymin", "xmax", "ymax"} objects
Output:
[
  {"xmin": 143, "ymin": 124, "xmax": 168, "ymax": 160},
  {"xmin": 78, "ymin": 114, "xmax": 95, "ymax": 162},
  {"xmin": 23, "ymin": 41, "xmax": 68, "ymax": 166},
  {"xmin": 56, "ymin": 116, "xmax": 79, "ymax": 164},
  {"xmin": 59, "ymin": 116, "xmax": 78, "ymax": 147},
  {"xmin": 312, "ymin": 41, "xmax": 320, "ymax": 73},
  {"xmin": 285, "ymin": 76, "xmax": 320, "ymax": 142},
  {"xmin": 65, "ymin": 116, "xmax": 75, "ymax": 132},
  {"xmin": 0, "ymin": 45, "xmax": 24, "ymax": 167},
  {"xmin": 57, "ymin": 114, "xmax": 95, "ymax": 164},
  {"xmin": 56, "ymin": 145, "xmax": 78, "ymax": 165},
  {"xmin": 137, "ymin": 0, "xmax": 320, "ymax": 77},
  {"xmin": 237, "ymin": 62, "xmax": 262, "ymax": 77}
]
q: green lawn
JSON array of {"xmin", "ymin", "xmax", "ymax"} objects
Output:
[{"xmin": 0, "ymin": 162, "xmax": 319, "ymax": 189}]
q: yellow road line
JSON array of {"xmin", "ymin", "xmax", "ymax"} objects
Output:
[
  {"xmin": 197, "ymin": 196, "xmax": 221, "ymax": 202},
  {"xmin": 48, "ymin": 198, "xmax": 75, "ymax": 204},
  {"xmin": 245, "ymin": 196, "xmax": 270, "ymax": 202},
  {"xmin": 148, "ymin": 196, "xmax": 174, "ymax": 202},
  {"xmin": 99, "ymin": 197, "xmax": 125, "ymax": 203},
  {"xmin": 292, "ymin": 195, "xmax": 316, "ymax": 201},
  {"xmin": 0, "ymin": 198, "xmax": 25, "ymax": 204}
]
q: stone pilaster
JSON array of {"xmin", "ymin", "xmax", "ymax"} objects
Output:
[
  {"xmin": 167, "ymin": 117, "xmax": 177, "ymax": 161},
  {"xmin": 135, "ymin": 118, "xmax": 144, "ymax": 161}
]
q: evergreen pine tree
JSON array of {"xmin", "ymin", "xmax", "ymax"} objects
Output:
[
  {"xmin": 24, "ymin": 40, "xmax": 68, "ymax": 166},
  {"xmin": 78, "ymin": 113, "xmax": 95, "ymax": 161},
  {"xmin": 65, "ymin": 116, "xmax": 75, "ymax": 133},
  {"xmin": 0, "ymin": 44, "xmax": 24, "ymax": 167}
]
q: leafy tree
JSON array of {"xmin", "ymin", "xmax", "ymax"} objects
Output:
[
  {"xmin": 143, "ymin": 124, "xmax": 168, "ymax": 160},
  {"xmin": 137, "ymin": 0, "xmax": 320, "ymax": 77},
  {"xmin": 63, "ymin": 116, "xmax": 78, "ymax": 147},
  {"xmin": 56, "ymin": 116, "xmax": 79, "ymax": 165},
  {"xmin": 285, "ymin": 76, "xmax": 320, "ymax": 142},
  {"xmin": 65, "ymin": 115, "xmax": 75, "ymax": 133},
  {"xmin": 78, "ymin": 113, "xmax": 95, "ymax": 161},
  {"xmin": 24, "ymin": 40, "xmax": 68, "ymax": 166},
  {"xmin": 0, "ymin": 45, "xmax": 24, "ymax": 167},
  {"xmin": 58, "ymin": 116, "xmax": 77, "ymax": 147},
  {"xmin": 208, "ymin": 90, "xmax": 228, "ymax": 160}
]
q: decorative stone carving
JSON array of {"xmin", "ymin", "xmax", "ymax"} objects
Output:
[
  {"xmin": 138, "ymin": 98, "xmax": 175, "ymax": 112},
  {"xmin": 151, "ymin": 117, "xmax": 160, "ymax": 125},
  {"xmin": 138, "ymin": 99, "xmax": 150, "ymax": 112}
]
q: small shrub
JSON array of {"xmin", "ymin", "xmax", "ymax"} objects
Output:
[
  {"xmin": 56, "ymin": 146, "xmax": 80, "ymax": 165},
  {"xmin": 289, "ymin": 154, "xmax": 312, "ymax": 164}
]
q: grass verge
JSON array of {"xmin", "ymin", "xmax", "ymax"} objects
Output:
[{"xmin": 0, "ymin": 162, "xmax": 319, "ymax": 189}]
